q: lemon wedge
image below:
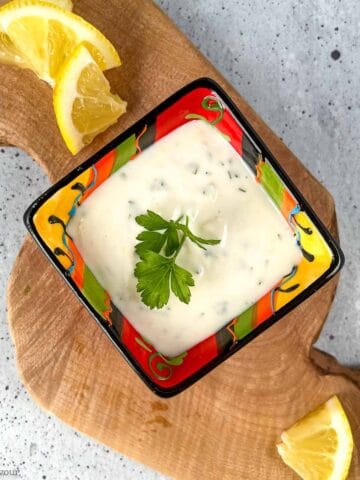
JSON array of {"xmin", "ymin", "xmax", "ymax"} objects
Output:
[
  {"xmin": 0, "ymin": 0, "xmax": 73, "ymax": 69},
  {"xmin": 0, "ymin": 0, "xmax": 120, "ymax": 85},
  {"xmin": 53, "ymin": 43, "xmax": 126, "ymax": 154},
  {"xmin": 277, "ymin": 395, "xmax": 353, "ymax": 480}
]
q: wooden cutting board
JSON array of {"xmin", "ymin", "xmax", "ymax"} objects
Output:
[{"xmin": 3, "ymin": 0, "xmax": 360, "ymax": 478}]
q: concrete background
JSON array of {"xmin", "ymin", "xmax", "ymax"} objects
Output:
[{"xmin": 0, "ymin": 0, "xmax": 359, "ymax": 478}]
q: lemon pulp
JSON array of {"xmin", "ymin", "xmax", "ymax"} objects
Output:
[
  {"xmin": 53, "ymin": 43, "xmax": 126, "ymax": 154},
  {"xmin": 277, "ymin": 396, "xmax": 354, "ymax": 480},
  {"xmin": 0, "ymin": 0, "xmax": 120, "ymax": 84}
]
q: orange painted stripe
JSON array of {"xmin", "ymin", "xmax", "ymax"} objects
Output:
[
  {"xmin": 69, "ymin": 238, "xmax": 85, "ymax": 289},
  {"xmin": 82, "ymin": 150, "xmax": 116, "ymax": 202},
  {"xmin": 254, "ymin": 292, "xmax": 273, "ymax": 327},
  {"xmin": 103, "ymin": 292, "xmax": 113, "ymax": 326},
  {"xmin": 255, "ymin": 158, "xmax": 265, "ymax": 183},
  {"xmin": 281, "ymin": 188, "xmax": 297, "ymax": 219},
  {"xmin": 133, "ymin": 124, "xmax": 147, "ymax": 158}
]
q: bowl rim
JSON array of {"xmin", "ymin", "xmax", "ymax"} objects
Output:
[{"xmin": 24, "ymin": 77, "xmax": 345, "ymax": 397}]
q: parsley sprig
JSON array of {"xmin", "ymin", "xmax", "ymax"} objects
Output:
[{"xmin": 134, "ymin": 210, "xmax": 220, "ymax": 309}]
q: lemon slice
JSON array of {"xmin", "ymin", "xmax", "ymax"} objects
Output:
[
  {"xmin": 277, "ymin": 396, "xmax": 353, "ymax": 480},
  {"xmin": 0, "ymin": 0, "xmax": 120, "ymax": 85},
  {"xmin": 0, "ymin": 0, "xmax": 73, "ymax": 69},
  {"xmin": 53, "ymin": 43, "xmax": 126, "ymax": 154}
]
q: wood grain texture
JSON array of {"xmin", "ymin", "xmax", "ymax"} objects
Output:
[{"xmin": 3, "ymin": 0, "xmax": 359, "ymax": 478}]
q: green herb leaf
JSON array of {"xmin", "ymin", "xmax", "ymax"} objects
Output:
[
  {"xmin": 135, "ymin": 210, "xmax": 169, "ymax": 231},
  {"xmin": 135, "ymin": 231, "xmax": 166, "ymax": 258},
  {"xmin": 188, "ymin": 233, "xmax": 221, "ymax": 246},
  {"xmin": 170, "ymin": 263, "xmax": 194, "ymax": 304},
  {"xmin": 134, "ymin": 251, "xmax": 194, "ymax": 309},
  {"xmin": 134, "ymin": 210, "xmax": 220, "ymax": 309},
  {"xmin": 164, "ymin": 222, "xmax": 180, "ymax": 256},
  {"xmin": 175, "ymin": 223, "xmax": 221, "ymax": 249},
  {"xmin": 134, "ymin": 251, "xmax": 172, "ymax": 309}
]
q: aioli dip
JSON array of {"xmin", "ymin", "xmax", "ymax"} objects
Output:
[{"xmin": 68, "ymin": 121, "xmax": 302, "ymax": 357}]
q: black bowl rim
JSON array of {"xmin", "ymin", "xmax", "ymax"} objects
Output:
[{"xmin": 24, "ymin": 77, "xmax": 344, "ymax": 398}]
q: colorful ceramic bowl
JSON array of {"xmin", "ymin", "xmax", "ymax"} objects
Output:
[{"xmin": 24, "ymin": 78, "xmax": 344, "ymax": 397}]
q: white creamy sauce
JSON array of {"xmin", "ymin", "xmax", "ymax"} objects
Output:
[{"xmin": 68, "ymin": 121, "xmax": 302, "ymax": 357}]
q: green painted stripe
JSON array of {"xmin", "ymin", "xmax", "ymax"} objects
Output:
[
  {"xmin": 111, "ymin": 134, "xmax": 137, "ymax": 174},
  {"xmin": 82, "ymin": 266, "xmax": 107, "ymax": 316},
  {"xmin": 234, "ymin": 305, "xmax": 256, "ymax": 340},
  {"xmin": 259, "ymin": 162, "xmax": 285, "ymax": 209}
]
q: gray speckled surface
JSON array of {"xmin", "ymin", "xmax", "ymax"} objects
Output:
[{"xmin": 0, "ymin": 1, "xmax": 359, "ymax": 478}]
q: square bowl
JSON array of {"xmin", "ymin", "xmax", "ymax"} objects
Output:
[{"xmin": 24, "ymin": 78, "xmax": 344, "ymax": 397}]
